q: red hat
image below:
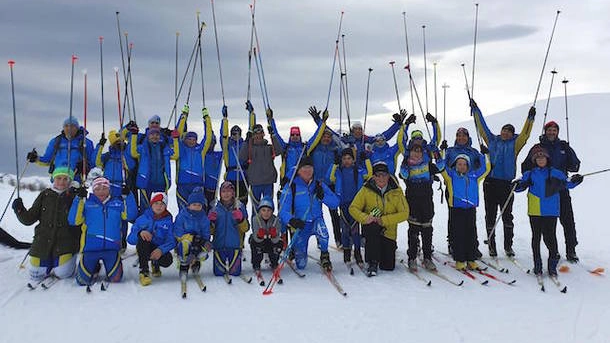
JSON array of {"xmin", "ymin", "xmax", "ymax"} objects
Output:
[
  {"xmin": 544, "ymin": 121, "xmax": 559, "ymax": 131},
  {"xmin": 290, "ymin": 127, "xmax": 301, "ymax": 136},
  {"xmin": 150, "ymin": 192, "xmax": 168, "ymax": 205},
  {"xmin": 530, "ymin": 145, "xmax": 550, "ymax": 163}
]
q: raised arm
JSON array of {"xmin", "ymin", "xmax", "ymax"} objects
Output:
[
  {"xmin": 471, "ymin": 99, "xmax": 493, "ymax": 145},
  {"xmin": 514, "ymin": 107, "xmax": 536, "ymax": 154}
]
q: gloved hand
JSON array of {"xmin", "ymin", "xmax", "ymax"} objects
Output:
[
  {"xmin": 182, "ymin": 104, "xmax": 190, "ymax": 115},
  {"xmin": 510, "ymin": 178, "xmax": 521, "ymax": 187},
  {"xmin": 245, "ymin": 100, "xmax": 254, "ymax": 113},
  {"xmin": 26, "ymin": 149, "xmax": 38, "ymax": 163},
  {"xmin": 405, "ymin": 114, "xmax": 417, "ymax": 125},
  {"xmin": 99, "ymin": 133, "xmax": 107, "ymax": 146},
  {"xmin": 266, "ymin": 108, "xmax": 273, "ymax": 120},
  {"xmin": 75, "ymin": 186, "xmax": 88, "ymax": 198},
  {"xmin": 161, "ymin": 127, "xmax": 172, "ymax": 138},
  {"xmin": 392, "ymin": 113, "xmax": 402, "ymax": 124},
  {"xmin": 171, "ymin": 130, "xmax": 180, "ymax": 139},
  {"xmin": 469, "ymin": 98, "xmax": 478, "ymax": 108},
  {"xmin": 268, "ymin": 227, "xmax": 278, "ymax": 238},
  {"xmin": 308, "ymin": 106, "xmax": 321, "ymax": 122},
  {"xmin": 440, "ymin": 140, "xmax": 448, "ymax": 150},
  {"xmin": 425, "ymin": 112, "xmax": 437, "ymax": 123},
  {"xmin": 288, "ymin": 218, "xmax": 305, "ymax": 231},
  {"xmin": 202, "ymin": 108, "xmax": 210, "ymax": 118},
  {"xmin": 126, "ymin": 120, "xmax": 139, "ymax": 134},
  {"xmin": 322, "ymin": 109, "xmax": 329, "ymax": 121},
  {"xmin": 570, "ymin": 174, "xmax": 584, "ymax": 185},
  {"xmin": 121, "ymin": 184, "xmax": 131, "ymax": 196},
  {"xmin": 314, "ymin": 182, "xmax": 324, "ymax": 200},
  {"xmin": 12, "ymin": 198, "xmax": 24, "ymax": 213},
  {"xmin": 480, "ymin": 144, "xmax": 489, "ymax": 155},
  {"xmin": 256, "ymin": 228, "xmax": 266, "ymax": 239},
  {"xmin": 267, "ymin": 125, "xmax": 274, "ymax": 135},
  {"xmin": 207, "ymin": 211, "xmax": 217, "ymax": 221},
  {"xmin": 232, "ymin": 209, "xmax": 244, "ymax": 222},
  {"xmin": 222, "ymin": 105, "xmax": 228, "ymax": 118},
  {"xmin": 528, "ymin": 106, "xmax": 536, "ymax": 119}
]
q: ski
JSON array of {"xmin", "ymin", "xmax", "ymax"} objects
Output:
[
  {"xmin": 478, "ymin": 257, "xmax": 509, "ymax": 273},
  {"xmin": 400, "ymin": 260, "xmax": 431, "ymax": 286},
  {"xmin": 322, "ymin": 267, "xmax": 347, "ymax": 297},
  {"xmin": 193, "ymin": 273, "xmax": 207, "ymax": 292},
  {"xmin": 549, "ymin": 275, "xmax": 567, "ymax": 293},
  {"xmin": 433, "ymin": 255, "xmax": 488, "ymax": 285},
  {"xmin": 41, "ymin": 276, "xmax": 59, "ymax": 290},
  {"xmin": 287, "ymin": 259, "xmax": 305, "ymax": 278},
  {"xmin": 474, "ymin": 269, "xmax": 516, "ymax": 286},
  {"xmin": 255, "ymin": 270, "xmax": 265, "ymax": 286},
  {"xmin": 240, "ymin": 274, "xmax": 253, "ymax": 284},
  {"xmin": 421, "ymin": 266, "xmax": 464, "ymax": 287},
  {"xmin": 223, "ymin": 273, "xmax": 232, "ymax": 285},
  {"xmin": 27, "ymin": 274, "xmax": 54, "ymax": 290},
  {"xmin": 180, "ymin": 272, "xmax": 187, "ymax": 298},
  {"xmin": 536, "ymin": 274, "xmax": 545, "ymax": 292},
  {"xmin": 508, "ymin": 256, "xmax": 531, "ymax": 274}
]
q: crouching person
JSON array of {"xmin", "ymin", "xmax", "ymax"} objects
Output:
[
  {"xmin": 69, "ymin": 177, "xmax": 137, "ymax": 286},
  {"xmin": 12, "ymin": 167, "xmax": 80, "ymax": 283},
  {"xmin": 174, "ymin": 189, "xmax": 212, "ymax": 277},
  {"xmin": 127, "ymin": 192, "xmax": 175, "ymax": 286},
  {"xmin": 249, "ymin": 196, "xmax": 283, "ymax": 272},
  {"xmin": 349, "ymin": 162, "xmax": 409, "ymax": 276},
  {"xmin": 208, "ymin": 181, "xmax": 249, "ymax": 277}
]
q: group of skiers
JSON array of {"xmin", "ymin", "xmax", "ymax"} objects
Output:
[{"xmin": 11, "ymin": 97, "xmax": 585, "ymax": 288}]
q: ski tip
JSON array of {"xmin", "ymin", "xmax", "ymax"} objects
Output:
[
  {"xmin": 86, "ymin": 286, "xmax": 91, "ymax": 293},
  {"xmin": 561, "ymin": 286, "xmax": 567, "ymax": 293},
  {"xmin": 509, "ymin": 280, "xmax": 517, "ymax": 285},
  {"xmin": 277, "ymin": 278, "xmax": 284, "ymax": 284},
  {"xmin": 341, "ymin": 292, "xmax": 348, "ymax": 297},
  {"xmin": 458, "ymin": 280, "xmax": 465, "ymax": 286},
  {"xmin": 541, "ymin": 286, "xmax": 545, "ymax": 292},
  {"xmin": 262, "ymin": 290, "xmax": 272, "ymax": 296},
  {"xmin": 259, "ymin": 281, "xmax": 265, "ymax": 286},
  {"xmin": 182, "ymin": 293, "xmax": 187, "ymax": 299},
  {"xmin": 526, "ymin": 269, "xmax": 531, "ymax": 274},
  {"xmin": 350, "ymin": 268, "xmax": 354, "ymax": 275},
  {"xmin": 481, "ymin": 280, "xmax": 489, "ymax": 285},
  {"xmin": 426, "ymin": 280, "xmax": 432, "ymax": 287}
]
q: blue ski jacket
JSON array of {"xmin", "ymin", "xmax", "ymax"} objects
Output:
[
  {"xmin": 440, "ymin": 154, "xmax": 490, "ymax": 209},
  {"xmin": 127, "ymin": 209, "xmax": 175, "ymax": 253},
  {"xmin": 279, "ymin": 177, "xmax": 340, "ymax": 226},
  {"xmin": 209, "ymin": 200, "xmax": 249, "ymax": 250},
  {"xmin": 515, "ymin": 167, "xmax": 579, "ymax": 217}
]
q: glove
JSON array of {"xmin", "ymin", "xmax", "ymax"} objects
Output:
[
  {"xmin": 308, "ymin": 106, "xmax": 321, "ymax": 122},
  {"xmin": 528, "ymin": 106, "xmax": 536, "ymax": 119},
  {"xmin": 267, "ymin": 125, "xmax": 274, "ymax": 135},
  {"xmin": 405, "ymin": 114, "xmax": 417, "ymax": 125},
  {"xmin": 288, "ymin": 218, "xmax": 305, "ymax": 231},
  {"xmin": 201, "ymin": 108, "xmax": 209, "ymax": 118},
  {"xmin": 266, "ymin": 108, "xmax": 273, "ymax": 120},
  {"xmin": 12, "ymin": 198, "xmax": 24, "ymax": 213},
  {"xmin": 440, "ymin": 140, "xmax": 448, "ymax": 150},
  {"xmin": 121, "ymin": 184, "xmax": 131, "ymax": 196},
  {"xmin": 75, "ymin": 186, "xmax": 88, "ymax": 198},
  {"xmin": 99, "ymin": 133, "xmax": 107, "ymax": 146},
  {"xmin": 245, "ymin": 100, "xmax": 254, "ymax": 113},
  {"xmin": 469, "ymin": 98, "xmax": 478, "ymax": 108},
  {"xmin": 425, "ymin": 112, "xmax": 437, "ymax": 123},
  {"xmin": 232, "ymin": 209, "xmax": 244, "ymax": 222},
  {"xmin": 222, "ymin": 105, "xmax": 228, "ymax": 118},
  {"xmin": 181, "ymin": 104, "xmax": 190, "ymax": 115},
  {"xmin": 334, "ymin": 154, "xmax": 341, "ymax": 165},
  {"xmin": 268, "ymin": 227, "xmax": 278, "ymax": 238},
  {"xmin": 314, "ymin": 182, "xmax": 324, "ymax": 200},
  {"xmin": 322, "ymin": 109, "xmax": 329, "ymax": 121},
  {"xmin": 392, "ymin": 112, "xmax": 402, "ymax": 124},
  {"xmin": 480, "ymin": 144, "xmax": 489, "ymax": 155},
  {"xmin": 571, "ymin": 174, "xmax": 584, "ymax": 185},
  {"xmin": 171, "ymin": 129, "xmax": 180, "ymax": 139},
  {"xmin": 126, "ymin": 120, "xmax": 139, "ymax": 134},
  {"xmin": 256, "ymin": 228, "xmax": 266, "ymax": 239},
  {"xmin": 207, "ymin": 211, "xmax": 217, "ymax": 221},
  {"xmin": 510, "ymin": 178, "xmax": 521, "ymax": 188},
  {"xmin": 26, "ymin": 149, "xmax": 38, "ymax": 163},
  {"xmin": 161, "ymin": 127, "xmax": 172, "ymax": 137}
]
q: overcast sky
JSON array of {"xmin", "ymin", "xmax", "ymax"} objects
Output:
[{"xmin": 2, "ymin": 0, "xmax": 609, "ymax": 175}]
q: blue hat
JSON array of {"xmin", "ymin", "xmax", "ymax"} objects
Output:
[
  {"xmin": 63, "ymin": 117, "xmax": 79, "ymax": 127},
  {"xmin": 184, "ymin": 131, "xmax": 198, "ymax": 141},
  {"xmin": 187, "ymin": 190, "xmax": 207, "ymax": 207},
  {"xmin": 148, "ymin": 115, "xmax": 161, "ymax": 125},
  {"xmin": 257, "ymin": 196, "xmax": 274, "ymax": 211},
  {"xmin": 452, "ymin": 154, "xmax": 471, "ymax": 167}
]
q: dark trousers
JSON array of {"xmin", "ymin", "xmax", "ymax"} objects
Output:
[
  {"xmin": 362, "ymin": 223, "xmax": 396, "ymax": 270},
  {"xmin": 405, "ymin": 183, "xmax": 434, "ymax": 261},
  {"xmin": 407, "ymin": 225, "xmax": 433, "ymax": 260},
  {"xmin": 136, "ymin": 238, "xmax": 173, "ymax": 272},
  {"xmin": 529, "ymin": 216, "xmax": 559, "ymax": 274},
  {"xmin": 204, "ymin": 188, "xmax": 216, "ymax": 211},
  {"xmin": 446, "ymin": 205, "xmax": 480, "ymax": 254},
  {"xmin": 449, "ymin": 207, "xmax": 477, "ymax": 262},
  {"xmin": 483, "ymin": 177, "xmax": 515, "ymax": 250},
  {"xmin": 340, "ymin": 204, "xmax": 361, "ymax": 249},
  {"xmin": 329, "ymin": 208, "xmax": 342, "ymax": 245},
  {"xmin": 559, "ymin": 190, "xmax": 578, "ymax": 253},
  {"xmin": 249, "ymin": 236, "xmax": 283, "ymax": 270}
]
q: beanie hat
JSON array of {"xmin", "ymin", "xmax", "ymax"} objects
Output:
[
  {"xmin": 108, "ymin": 130, "xmax": 124, "ymax": 145},
  {"xmin": 148, "ymin": 115, "xmax": 161, "ymax": 125},
  {"xmin": 52, "ymin": 166, "xmax": 74, "ymax": 181},
  {"xmin": 252, "ymin": 124, "xmax": 264, "ymax": 134},
  {"xmin": 150, "ymin": 192, "xmax": 168, "ymax": 205},
  {"xmin": 298, "ymin": 156, "xmax": 314, "ymax": 169},
  {"xmin": 351, "ymin": 121, "xmax": 363, "ymax": 130},
  {"xmin": 290, "ymin": 127, "xmax": 301, "ymax": 136},
  {"xmin": 530, "ymin": 145, "xmax": 550, "ymax": 163},
  {"xmin": 92, "ymin": 177, "xmax": 110, "ymax": 191},
  {"xmin": 372, "ymin": 162, "xmax": 389, "ymax": 174},
  {"xmin": 453, "ymin": 154, "xmax": 471, "ymax": 166},
  {"xmin": 501, "ymin": 124, "xmax": 515, "ymax": 134},
  {"xmin": 257, "ymin": 196, "xmax": 275, "ymax": 211},
  {"xmin": 341, "ymin": 148, "xmax": 354, "ymax": 159},
  {"xmin": 63, "ymin": 117, "xmax": 79, "ymax": 127},
  {"xmin": 411, "ymin": 130, "xmax": 424, "ymax": 139},
  {"xmin": 456, "ymin": 127, "xmax": 469, "ymax": 137},
  {"xmin": 187, "ymin": 190, "xmax": 206, "ymax": 207},
  {"xmin": 231, "ymin": 125, "xmax": 242, "ymax": 135},
  {"xmin": 220, "ymin": 181, "xmax": 235, "ymax": 192},
  {"xmin": 184, "ymin": 131, "xmax": 198, "ymax": 141},
  {"xmin": 544, "ymin": 121, "xmax": 559, "ymax": 131}
]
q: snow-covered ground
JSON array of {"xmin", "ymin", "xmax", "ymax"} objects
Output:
[{"xmin": 0, "ymin": 94, "xmax": 608, "ymax": 343}]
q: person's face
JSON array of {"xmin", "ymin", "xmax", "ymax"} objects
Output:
[
  {"xmin": 321, "ymin": 132, "xmax": 332, "ymax": 145},
  {"xmin": 53, "ymin": 175, "xmax": 70, "ymax": 191},
  {"xmin": 455, "ymin": 159, "xmax": 469, "ymax": 174},
  {"xmin": 352, "ymin": 127, "xmax": 363, "ymax": 139},
  {"xmin": 63, "ymin": 124, "xmax": 78, "ymax": 138},
  {"xmin": 342, "ymin": 155, "xmax": 354, "ymax": 168},
  {"xmin": 254, "ymin": 131, "xmax": 264, "ymax": 142},
  {"xmin": 373, "ymin": 171, "xmax": 389, "ymax": 189},
  {"xmin": 231, "ymin": 131, "xmax": 241, "ymax": 141},
  {"xmin": 148, "ymin": 132, "xmax": 161, "ymax": 143},
  {"xmin": 374, "ymin": 137, "xmax": 385, "ymax": 148},
  {"xmin": 535, "ymin": 155, "xmax": 548, "ymax": 168},
  {"xmin": 500, "ymin": 128, "xmax": 513, "ymax": 141},
  {"xmin": 456, "ymin": 132, "xmax": 469, "ymax": 145},
  {"xmin": 290, "ymin": 132, "xmax": 301, "ymax": 143},
  {"xmin": 93, "ymin": 186, "xmax": 110, "ymax": 202},
  {"xmin": 188, "ymin": 203, "xmax": 203, "ymax": 212},
  {"xmin": 410, "ymin": 149, "xmax": 423, "ymax": 160},
  {"xmin": 151, "ymin": 201, "xmax": 166, "ymax": 215},
  {"xmin": 545, "ymin": 127, "xmax": 558, "ymax": 141},
  {"xmin": 148, "ymin": 120, "xmax": 160, "ymax": 130},
  {"xmin": 298, "ymin": 165, "xmax": 314, "ymax": 183},
  {"xmin": 220, "ymin": 187, "xmax": 234, "ymax": 202},
  {"xmin": 259, "ymin": 207, "xmax": 273, "ymax": 220},
  {"xmin": 184, "ymin": 137, "xmax": 197, "ymax": 148}
]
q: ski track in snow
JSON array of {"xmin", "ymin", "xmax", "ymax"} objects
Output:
[{"xmin": 0, "ymin": 94, "xmax": 609, "ymax": 343}]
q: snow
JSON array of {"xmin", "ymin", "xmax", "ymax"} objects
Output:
[{"xmin": 1, "ymin": 94, "xmax": 609, "ymax": 343}]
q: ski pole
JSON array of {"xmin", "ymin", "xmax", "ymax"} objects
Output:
[
  {"xmin": 246, "ymin": 5, "xmax": 255, "ymax": 102},
  {"xmin": 121, "ymin": 32, "xmax": 132, "ymax": 123},
  {"xmin": 197, "ymin": 12, "xmax": 206, "ymax": 109},
  {"xmin": 422, "ymin": 25, "xmax": 429, "ymax": 115},
  {"xmin": 562, "ymin": 78, "xmax": 569, "ymax": 143},
  {"xmin": 389, "ymin": 61, "xmax": 402, "ymax": 112},
  {"xmin": 0, "ymin": 161, "xmax": 29, "ymax": 225},
  {"xmin": 127, "ymin": 41, "xmax": 137, "ymax": 123},
  {"xmin": 442, "ymin": 83, "xmax": 449, "ymax": 143},
  {"xmin": 8, "ymin": 60, "xmax": 20, "ymax": 198},
  {"xmin": 402, "ymin": 11, "xmax": 415, "ymax": 116},
  {"xmin": 341, "ymin": 34, "xmax": 351, "ymax": 129},
  {"xmin": 67, "ymin": 54, "xmax": 78, "ymax": 174},
  {"xmin": 461, "ymin": 63, "xmax": 483, "ymax": 146},
  {"xmin": 433, "ymin": 62, "xmax": 438, "ymax": 118},
  {"xmin": 404, "ymin": 65, "xmax": 433, "ymax": 140},
  {"xmin": 253, "ymin": 48, "xmax": 268, "ymax": 110},
  {"xmin": 211, "ymin": 0, "xmax": 226, "ymax": 107},
  {"xmin": 579, "ymin": 168, "xmax": 610, "ymax": 178},
  {"xmin": 114, "ymin": 67, "xmax": 123, "ymax": 127},
  {"xmin": 363, "ymin": 67, "xmax": 373, "ymax": 147},
  {"xmin": 251, "ymin": 5, "xmax": 271, "ymax": 109},
  {"xmin": 174, "ymin": 31, "xmax": 179, "ymax": 126},
  {"xmin": 18, "ymin": 250, "xmax": 29, "ymax": 270},
  {"xmin": 324, "ymin": 11, "xmax": 344, "ymax": 111},
  {"xmin": 485, "ymin": 182, "xmax": 518, "ymax": 244},
  {"xmin": 471, "ymin": 3, "xmax": 479, "ymax": 98},
  {"xmin": 186, "ymin": 33, "xmax": 201, "ymax": 106},
  {"xmin": 99, "ymin": 37, "xmax": 106, "ymax": 134},
  {"xmin": 82, "ymin": 70, "xmax": 88, "ymax": 180},
  {"xmin": 542, "ymin": 69, "xmax": 558, "ymax": 135},
  {"xmin": 532, "ymin": 10, "xmax": 561, "ymax": 107},
  {"xmin": 115, "ymin": 12, "xmax": 131, "ymax": 122}
]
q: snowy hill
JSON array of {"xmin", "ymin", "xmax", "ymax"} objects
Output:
[{"xmin": 0, "ymin": 94, "xmax": 609, "ymax": 343}]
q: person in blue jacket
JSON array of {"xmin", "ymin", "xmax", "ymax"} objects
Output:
[
  {"xmin": 174, "ymin": 189, "xmax": 212, "ymax": 278},
  {"xmin": 171, "ymin": 108, "xmax": 213, "ymax": 210},
  {"xmin": 220, "ymin": 105, "xmax": 249, "ymax": 205},
  {"xmin": 127, "ymin": 192, "xmax": 175, "ymax": 286},
  {"xmin": 207, "ymin": 181, "xmax": 250, "ymax": 277},
  {"xmin": 27, "ymin": 117, "xmax": 95, "ymax": 183},
  {"xmin": 472, "ymin": 99, "xmax": 536, "ymax": 257},
  {"xmin": 327, "ymin": 148, "xmax": 370, "ymax": 266},
  {"xmin": 401, "ymin": 113, "xmax": 441, "ymax": 161},
  {"xmin": 514, "ymin": 145, "xmax": 583, "ymax": 275},
  {"xmin": 204, "ymin": 136, "xmax": 223, "ymax": 209},
  {"xmin": 370, "ymin": 116, "xmax": 407, "ymax": 175},
  {"xmin": 69, "ymin": 177, "xmax": 137, "ymax": 286},
  {"xmin": 521, "ymin": 121, "xmax": 582, "ymax": 262},
  {"xmin": 279, "ymin": 156, "xmax": 340, "ymax": 271},
  {"xmin": 130, "ymin": 127, "xmax": 176, "ymax": 213},
  {"xmin": 439, "ymin": 148, "xmax": 491, "ymax": 271}
]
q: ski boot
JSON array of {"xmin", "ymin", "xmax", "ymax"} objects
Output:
[
  {"xmin": 320, "ymin": 251, "xmax": 332, "ymax": 271},
  {"xmin": 151, "ymin": 262, "xmax": 162, "ymax": 277},
  {"xmin": 488, "ymin": 242, "xmax": 497, "ymax": 257},
  {"xmin": 354, "ymin": 248, "xmax": 364, "ymax": 265},
  {"xmin": 504, "ymin": 247, "xmax": 515, "ymax": 258},
  {"xmin": 343, "ymin": 248, "xmax": 351, "ymax": 263},
  {"xmin": 467, "ymin": 261, "xmax": 480, "ymax": 270},
  {"xmin": 548, "ymin": 257, "xmax": 559, "ymax": 276},
  {"xmin": 566, "ymin": 250, "xmax": 579, "ymax": 263},
  {"xmin": 367, "ymin": 261, "xmax": 378, "ymax": 277},
  {"xmin": 139, "ymin": 270, "xmax": 152, "ymax": 286},
  {"xmin": 407, "ymin": 259, "xmax": 417, "ymax": 272},
  {"xmin": 423, "ymin": 258, "xmax": 437, "ymax": 271},
  {"xmin": 455, "ymin": 261, "xmax": 466, "ymax": 271}
]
